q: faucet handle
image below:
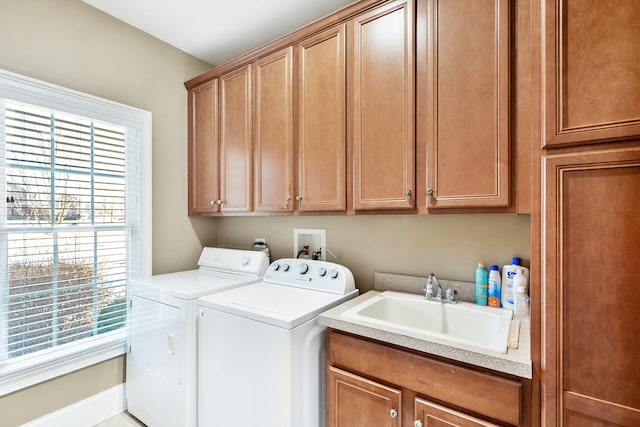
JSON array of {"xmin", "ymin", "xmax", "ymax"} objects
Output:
[{"xmin": 445, "ymin": 288, "xmax": 457, "ymax": 303}]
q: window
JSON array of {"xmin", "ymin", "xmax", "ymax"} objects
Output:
[{"xmin": 0, "ymin": 69, "xmax": 151, "ymax": 395}]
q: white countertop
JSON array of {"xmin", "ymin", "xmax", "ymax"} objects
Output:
[{"xmin": 319, "ymin": 290, "xmax": 532, "ymax": 379}]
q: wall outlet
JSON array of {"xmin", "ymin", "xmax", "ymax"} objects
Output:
[{"xmin": 293, "ymin": 229, "xmax": 326, "ymax": 261}]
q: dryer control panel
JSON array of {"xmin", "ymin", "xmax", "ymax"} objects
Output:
[
  {"xmin": 263, "ymin": 258, "xmax": 356, "ymax": 295},
  {"xmin": 198, "ymin": 247, "xmax": 269, "ymax": 278}
]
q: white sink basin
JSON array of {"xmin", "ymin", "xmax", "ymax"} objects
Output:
[{"xmin": 340, "ymin": 291, "xmax": 513, "ymax": 354}]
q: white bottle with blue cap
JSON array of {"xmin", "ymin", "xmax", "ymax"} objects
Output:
[{"xmin": 501, "ymin": 257, "xmax": 529, "ymax": 310}]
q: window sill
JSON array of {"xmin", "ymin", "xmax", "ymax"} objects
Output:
[{"xmin": 0, "ymin": 330, "xmax": 126, "ymax": 397}]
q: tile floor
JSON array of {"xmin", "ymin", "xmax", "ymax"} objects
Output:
[{"xmin": 94, "ymin": 412, "xmax": 145, "ymax": 427}]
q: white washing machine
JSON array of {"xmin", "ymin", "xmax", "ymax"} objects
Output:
[
  {"xmin": 126, "ymin": 247, "xmax": 269, "ymax": 427},
  {"xmin": 197, "ymin": 258, "xmax": 358, "ymax": 427}
]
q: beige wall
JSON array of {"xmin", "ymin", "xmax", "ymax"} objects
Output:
[
  {"xmin": 0, "ymin": 0, "xmax": 216, "ymax": 424},
  {"xmin": 217, "ymin": 214, "xmax": 531, "ymax": 291}
]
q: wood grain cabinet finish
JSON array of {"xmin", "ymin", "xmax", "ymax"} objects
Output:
[
  {"xmin": 543, "ymin": 0, "xmax": 640, "ymax": 147},
  {"xmin": 328, "ymin": 330, "xmax": 529, "ymax": 427},
  {"xmin": 421, "ymin": 0, "xmax": 510, "ymax": 208},
  {"xmin": 219, "ymin": 65, "xmax": 253, "ymax": 213},
  {"xmin": 414, "ymin": 397, "xmax": 500, "ymax": 427},
  {"xmin": 188, "ymin": 80, "xmax": 220, "ymax": 215},
  {"xmin": 542, "ymin": 147, "xmax": 640, "ymax": 426},
  {"xmin": 351, "ymin": 0, "xmax": 415, "ymax": 210},
  {"xmin": 296, "ymin": 25, "xmax": 347, "ymax": 212},
  {"xmin": 328, "ymin": 366, "xmax": 401, "ymax": 427},
  {"xmin": 254, "ymin": 47, "xmax": 294, "ymax": 212}
]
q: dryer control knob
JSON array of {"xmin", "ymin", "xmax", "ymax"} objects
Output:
[
  {"xmin": 329, "ymin": 269, "xmax": 339, "ymax": 279},
  {"xmin": 282, "ymin": 264, "xmax": 290, "ymax": 272},
  {"xmin": 318, "ymin": 267, "xmax": 327, "ymax": 277},
  {"xmin": 272, "ymin": 263, "xmax": 280, "ymax": 271},
  {"xmin": 298, "ymin": 263, "xmax": 309, "ymax": 274}
]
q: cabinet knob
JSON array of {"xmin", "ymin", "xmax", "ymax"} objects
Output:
[
  {"xmin": 285, "ymin": 195, "xmax": 291, "ymax": 209},
  {"xmin": 217, "ymin": 200, "xmax": 223, "ymax": 206},
  {"xmin": 390, "ymin": 409, "xmax": 398, "ymax": 419},
  {"xmin": 296, "ymin": 196, "xmax": 303, "ymax": 201},
  {"xmin": 210, "ymin": 200, "xmax": 216, "ymax": 206},
  {"xmin": 404, "ymin": 189, "xmax": 412, "ymax": 196},
  {"xmin": 413, "ymin": 421, "xmax": 423, "ymax": 427},
  {"xmin": 426, "ymin": 187, "xmax": 434, "ymax": 196}
]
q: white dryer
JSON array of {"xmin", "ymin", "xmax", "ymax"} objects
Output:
[
  {"xmin": 126, "ymin": 247, "xmax": 269, "ymax": 427},
  {"xmin": 197, "ymin": 258, "xmax": 358, "ymax": 427}
]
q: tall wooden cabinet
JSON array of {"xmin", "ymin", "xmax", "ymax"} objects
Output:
[
  {"xmin": 219, "ymin": 65, "xmax": 253, "ymax": 213},
  {"xmin": 420, "ymin": 0, "xmax": 510, "ymax": 208},
  {"xmin": 188, "ymin": 80, "xmax": 219, "ymax": 215},
  {"xmin": 351, "ymin": 0, "xmax": 415, "ymax": 210},
  {"xmin": 538, "ymin": 1, "xmax": 640, "ymax": 425},
  {"xmin": 296, "ymin": 25, "xmax": 347, "ymax": 212},
  {"xmin": 254, "ymin": 47, "xmax": 294, "ymax": 212},
  {"xmin": 542, "ymin": 148, "xmax": 640, "ymax": 426}
]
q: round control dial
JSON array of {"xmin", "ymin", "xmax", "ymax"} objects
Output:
[
  {"xmin": 272, "ymin": 263, "xmax": 280, "ymax": 271},
  {"xmin": 298, "ymin": 263, "xmax": 309, "ymax": 274},
  {"xmin": 329, "ymin": 269, "xmax": 339, "ymax": 279},
  {"xmin": 318, "ymin": 267, "xmax": 327, "ymax": 277},
  {"xmin": 282, "ymin": 264, "xmax": 290, "ymax": 272}
]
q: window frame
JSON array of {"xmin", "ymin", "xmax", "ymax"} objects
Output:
[{"xmin": 0, "ymin": 69, "xmax": 152, "ymax": 396}]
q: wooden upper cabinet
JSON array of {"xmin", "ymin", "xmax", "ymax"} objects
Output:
[
  {"xmin": 253, "ymin": 47, "xmax": 294, "ymax": 212},
  {"xmin": 351, "ymin": 0, "xmax": 415, "ymax": 210},
  {"xmin": 422, "ymin": 0, "xmax": 510, "ymax": 208},
  {"xmin": 297, "ymin": 25, "xmax": 347, "ymax": 212},
  {"xmin": 188, "ymin": 80, "xmax": 219, "ymax": 215},
  {"xmin": 328, "ymin": 366, "xmax": 401, "ymax": 427},
  {"xmin": 220, "ymin": 65, "xmax": 253, "ymax": 213},
  {"xmin": 543, "ymin": 147, "xmax": 640, "ymax": 426},
  {"xmin": 543, "ymin": 0, "xmax": 640, "ymax": 147}
]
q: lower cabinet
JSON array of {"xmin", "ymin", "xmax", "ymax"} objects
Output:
[
  {"xmin": 327, "ymin": 329, "xmax": 531, "ymax": 427},
  {"xmin": 414, "ymin": 397, "xmax": 500, "ymax": 427},
  {"xmin": 328, "ymin": 367, "xmax": 401, "ymax": 427}
]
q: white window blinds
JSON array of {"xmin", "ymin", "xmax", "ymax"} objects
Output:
[
  {"xmin": 0, "ymin": 69, "xmax": 151, "ymax": 393},
  {"xmin": 3, "ymin": 102, "xmax": 131, "ymax": 359}
]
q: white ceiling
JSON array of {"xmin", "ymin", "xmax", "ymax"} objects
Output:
[{"xmin": 83, "ymin": 0, "xmax": 356, "ymax": 66}]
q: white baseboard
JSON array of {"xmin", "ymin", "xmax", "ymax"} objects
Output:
[{"xmin": 21, "ymin": 384, "xmax": 126, "ymax": 427}]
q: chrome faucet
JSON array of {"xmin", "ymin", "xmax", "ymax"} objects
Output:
[{"xmin": 423, "ymin": 273, "xmax": 457, "ymax": 303}]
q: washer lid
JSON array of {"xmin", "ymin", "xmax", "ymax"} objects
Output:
[
  {"xmin": 130, "ymin": 269, "xmax": 261, "ymax": 300},
  {"xmin": 199, "ymin": 282, "xmax": 359, "ymax": 329}
]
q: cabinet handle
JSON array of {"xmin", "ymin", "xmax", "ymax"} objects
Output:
[
  {"xmin": 296, "ymin": 196, "xmax": 303, "ymax": 201},
  {"xmin": 426, "ymin": 187, "xmax": 434, "ymax": 196},
  {"xmin": 413, "ymin": 421, "xmax": 423, "ymax": 427},
  {"xmin": 390, "ymin": 409, "xmax": 398, "ymax": 419},
  {"xmin": 404, "ymin": 189, "xmax": 412, "ymax": 197}
]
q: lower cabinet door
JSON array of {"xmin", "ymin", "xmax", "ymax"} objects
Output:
[
  {"xmin": 414, "ymin": 397, "xmax": 500, "ymax": 427},
  {"xmin": 327, "ymin": 366, "xmax": 401, "ymax": 427}
]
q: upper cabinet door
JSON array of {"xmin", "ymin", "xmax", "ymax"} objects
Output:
[
  {"xmin": 188, "ymin": 80, "xmax": 219, "ymax": 215},
  {"xmin": 352, "ymin": 0, "xmax": 415, "ymax": 210},
  {"xmin": 543, "ymin": 0, "xmax": 640, "ymax": 147},
  {"xmin": 423, "ymin": 0, "xmax": 510, "ymax": 208},
  {"xmin": 297, "ymin": 25, "xmax": 347, "ymax": 212},
  {"xmin": 253, "ymin": 47, "xmax": 294, "ymax": 212},
  {"xmin": 220, "ymin": 65, "xmax": 253, "ymax": 213}
]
